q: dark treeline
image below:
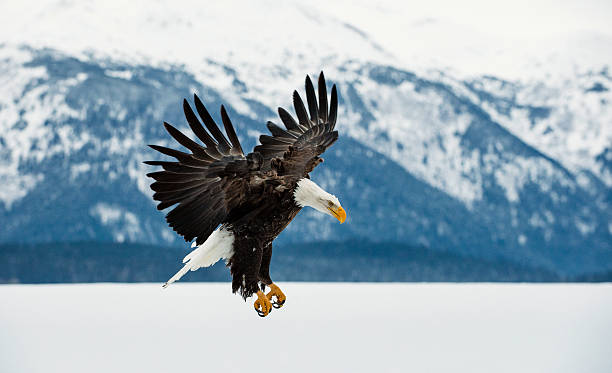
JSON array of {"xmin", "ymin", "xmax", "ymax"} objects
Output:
[{"xmin": 1, "ymin": 241, "xmax": 609, "ymax": 284}]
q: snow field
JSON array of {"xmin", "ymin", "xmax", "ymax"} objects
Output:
[{"xmin": 1, "ymin": 283, "xmax": 611, "ymax": 373}]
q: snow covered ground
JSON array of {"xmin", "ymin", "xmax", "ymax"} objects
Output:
[{"xmin": 1, "ymin": 283, "xmax": 611, "ymax": 373}]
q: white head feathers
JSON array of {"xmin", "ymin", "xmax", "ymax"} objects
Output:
[
  {"xmin": 293, "ymin": 178, "xmax": 339, "ymax": 209},
  {"xmin": 292, "ymin": 177, "xmax": 348, "ymax": 226}
]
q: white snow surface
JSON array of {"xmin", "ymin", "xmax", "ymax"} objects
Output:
[{"xmin": 1, "ymin": 283, "xmax": 611, "ymax": 373}]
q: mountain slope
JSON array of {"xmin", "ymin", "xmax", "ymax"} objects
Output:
[
  {"xmin": 1, "ymin": 0, "xmax": 611, "ymax": 278},
  {"xmin": 1, "ymin": 45, "xmax": 610, "ymax": 276}
]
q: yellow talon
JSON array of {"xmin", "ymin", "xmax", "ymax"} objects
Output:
[
  {"xmin": 254, "ymin": 290, "xmax": 272, "ymax": 317},
  {"xmin": 266, "ymin": 283, "xmax": 286, "ymax": 308}
]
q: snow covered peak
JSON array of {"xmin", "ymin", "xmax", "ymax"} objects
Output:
[{"xmin": 2, "ymin": 0, "xmax": 611, "ymax": 81}]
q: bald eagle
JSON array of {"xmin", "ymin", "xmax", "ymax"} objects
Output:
[{"xmin": 145, "ymin": 72, "xmax": 345, "ymax": 317}]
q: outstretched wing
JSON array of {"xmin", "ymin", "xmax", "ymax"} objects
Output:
[
  {"xmin": 146, "ymin": 72, "xmax": 340, "ymax": 244},
  {"xmin": 254, "ymin": 71, "xmax": 339, "ymax": 177},
  {"xmin": 145, "ymin": 96, "xmax": 261, "ymax": 245}
]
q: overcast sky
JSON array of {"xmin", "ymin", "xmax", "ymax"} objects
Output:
[
  {"xmin": 2, "ymin": 0, "xmax": 610, "ymax": 79},
  {"xmin": 340, "ymin": 0, "xmax": 612, "ymax": 38}
]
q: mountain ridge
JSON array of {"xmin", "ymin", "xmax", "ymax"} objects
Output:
[{"xmin": 1, "ymin": 43, "xmax": 610, "ymax": 277}]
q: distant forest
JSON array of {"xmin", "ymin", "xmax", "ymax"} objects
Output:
[{"xmin": 1, "ymin": 241, "xmax": 609, "ymax": 284}]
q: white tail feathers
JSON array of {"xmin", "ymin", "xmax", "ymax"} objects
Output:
[
  {"xmin": 163, "ymin": 266, "xmax": 190, "ymax": 288},
  {"xmin": 163, "ymin": 227, "xmax": 235, "ymax": 288}
]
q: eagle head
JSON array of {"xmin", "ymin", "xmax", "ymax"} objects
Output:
[{"xmin": 293, "ymin": 178, "xmax": 347, "ymax": 223}]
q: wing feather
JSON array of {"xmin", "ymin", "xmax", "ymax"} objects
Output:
[
  {"xmin": 220, "ymin": 105, "xmax": 244, "ymax": 156},
  {"xmin": 278, "ymin": 107, "xmax": 301, "ymax": 132},
  {"xmin": 318, "ymin": 72, "xmax": 328, "ymax": 122},
  {"xmin": 146, "ymin": 96, "xmax": 253, "ymax": 244},
  {"xmin": 193, "ymin": 95, "xmax": 232, "ymax": 153},
  {"xmin": 147, "ymin": 145, "xmax": 192, "ymax": 162},
  {"xmin": 328, "ymin": 84, "xmax": 338, "ymax": 129},
  {"xmin": 182, "ymin": 100, "xmax": 222, "ymax": 159},
  {"xmin": 293, "ymin": 91, "xmax": 310, "ymax": 127},
  {"xmin": 255, "ymin": 72, "xmax": 339, "ymax": 176},
  {"xmin": 150, "ymin": 179, "xmax": 209, "ymax": 192},
  {"xmin": 163, "ymin": 122, "xmax": 211, "ymax": 158},
  {"xmin": 260, "ymin": 135, "xmax": 294, "ymax": 145},
  {"xmin": 305, "ymin": 75, "xmax": 319, "ymax": 124},
  {"xmin": 267, "ymin": 121, "xmax": 298, "ymax": 139}
]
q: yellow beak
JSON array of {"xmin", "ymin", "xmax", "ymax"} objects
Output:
[{"xmin": 328, "ymin": 206, "xmax": 347, "ymax": 224}]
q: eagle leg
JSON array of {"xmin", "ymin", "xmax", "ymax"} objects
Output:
[
  {"xmin": 266, "ymin": 283, "xmax": 286, "ymax": 309},
  {"xmin": 254, "ymin": 290, "xmax": 272, "ymax": 317}
]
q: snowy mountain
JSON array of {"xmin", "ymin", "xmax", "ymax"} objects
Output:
[{"xmin": 1, "ymin": 0, "xmax": 610, "ymax": 277}]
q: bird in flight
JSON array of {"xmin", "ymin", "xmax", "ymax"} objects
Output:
[{"xmin": 145, "ymin": 72, "xmax": 346, "ymax": 317}]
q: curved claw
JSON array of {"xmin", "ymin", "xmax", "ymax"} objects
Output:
[
  {"xmin": 254, "ymin": 290, "xmax": 272, "ymax": 317},
  {"xmin": 266, "ymin": 283, "xmax": 286, "ymax": 309},
  {"xmin": 256, "ymin": 309, "xmax": 268, "ymax": 317}
]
